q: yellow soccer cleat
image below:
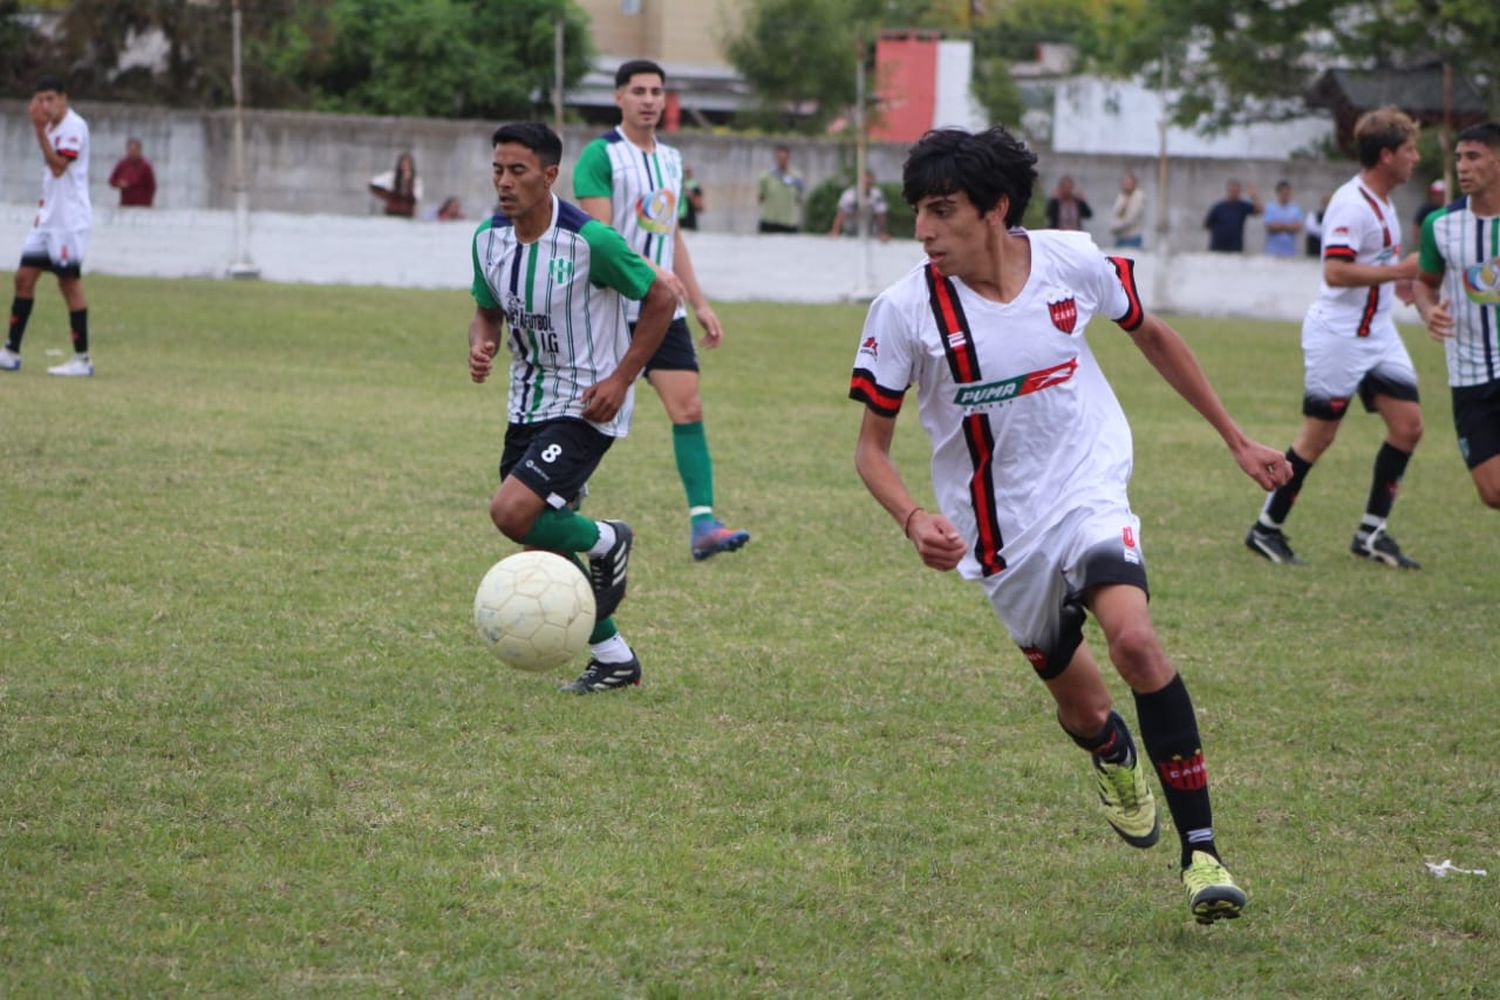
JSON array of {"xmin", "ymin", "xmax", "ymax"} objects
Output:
[
  {"xmin": 1091, "ymin": 754, "xmax": 1160, "ymax": 848},
  {"xmin": 1182, "ymin": 850, "xmax": 1247, "ymax": 924}
]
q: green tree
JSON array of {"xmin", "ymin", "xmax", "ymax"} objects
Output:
[
  {"xmin": 724, "ymin": 0, "xmax": 965, "ymax": 132},
  {"xmin": 1093, "ymin": 0, "xmax": 1500, "ymax": 129}
]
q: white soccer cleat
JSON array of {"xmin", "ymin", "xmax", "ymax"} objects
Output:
[
  {"xmin": 47, "ymin": 355, "xmax": 93, "ymax": 377},
  {"xmin": 0, "ymin": 347, "xmax": 19, "ymax": 371}
]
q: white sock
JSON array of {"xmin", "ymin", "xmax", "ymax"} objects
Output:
[
  {"xmin": 589, "ymin": 634, "xmax": 633, "ymax": 663},
  {"xmin": 586, "ymin": 521, "xmax": 616, "ymax": 557}
]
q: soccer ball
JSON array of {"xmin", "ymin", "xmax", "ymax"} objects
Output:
[{"xmin": 473, "ymin": 551, "xmax": 596, "ymax": 671}]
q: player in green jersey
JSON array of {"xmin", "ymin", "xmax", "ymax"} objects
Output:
[
  {"xmin": 575, "ymin": 59, "xmax": 752, "ymax": 561},
  {"xmin": 470, "ymin": 122, "xmax": 675, "ymax": 693},
  {"xmin": 1414, "ymin": 121, "xmax": 1500, "ymax": 509}
]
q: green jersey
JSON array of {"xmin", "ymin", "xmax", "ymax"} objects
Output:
[
  {"xmin": 471, "ymin": 194, "xmax": 654, "ymax": 436},
  {"xmin": 1419, "ymin": 196, "xmax": 1500, "ymax": 387},
  {"xmin": 574, "ymin": 128, "xmax": 685, "ymax": 322}
]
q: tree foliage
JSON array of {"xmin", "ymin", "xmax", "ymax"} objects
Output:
[
  {"xmin": 3, "ymin": 0, "xmax": 592, "ymax": 120},
  {"xmin": 1092, "ymin": 0, "xmax": 1500, "ymax": 129},
  {"xmin": 724, "ymin": 0, "xmax": 966, "ymax": 132}
]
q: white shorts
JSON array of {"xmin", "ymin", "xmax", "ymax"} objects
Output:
[
  {"xmin": 1301, "ymin": 314, "xmax": 1418, "ymax": 419},
  {"xmin": 980, "ymin": 501, "xmax": 1147, "ymax": 667},
  {"xmin": 19, "ymin": 226, "xmax": 89, "ymax": 274}
]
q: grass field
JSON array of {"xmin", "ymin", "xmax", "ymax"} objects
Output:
[{"xmin": 1, "ymin": 274, "xmax": 1494, "ymax": 997}]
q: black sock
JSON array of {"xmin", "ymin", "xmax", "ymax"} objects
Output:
[
  {"xmin": 7, "ymin": 297, "xmax": 33, "ymax": 352},
  {"xmin": 1261, "ymin": 448, "xmax": 1313, "ymax": 526},
  {"xmin": 1362, "ymin": 442, "xmax": 1411, "ymax": 524},
  {"xmin": 1063, "ymin": 709, "xmax": 1136, "ymax": 767},
  {"xmin": 1133, "ymin": 674, "xmax": 1217, "ymax": 868},
  {"xmin": 69, "ymin": 308, "xmax": 88, "ymax": 356}
]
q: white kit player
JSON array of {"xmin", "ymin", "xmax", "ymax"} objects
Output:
[
  {"xmin": 850, "ymin": 126, "xmax": 1290, "ymax": 923},
  {"xmin": 469, "ymin": 122, "xmax": 674, "ymax": 695},
  {"xmin": 1246, "ymin": 107, "xmax": 1425, "ymax": 567},
  {"xmin": 1, "ymin": 74, "xmax": 94, "ymax": 377}
]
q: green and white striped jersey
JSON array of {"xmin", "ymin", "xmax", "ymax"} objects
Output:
[
  {"xmin": 471, "ymin": 194, "xmax": 655, "ymax": 437},
  {"xmin": 1419, "ymin": 196, "xmax": 1500, "ymax": 387},
  {"xmin": 574, "ymin": 128, "xmax": 685, "ymax": 322}
]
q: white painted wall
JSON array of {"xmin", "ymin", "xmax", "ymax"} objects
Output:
[{"xmin": 0, "ymin": 203, "xmax": 1422, "ymax": 328}]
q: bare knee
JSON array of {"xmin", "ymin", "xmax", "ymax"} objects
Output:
[
  {"xmin": 1389, "ymin": 418, "xmax": 1423, "ymax": 452},
  {"xmin": 1479, "ymin": 482, "xmax": 1500, "ymax": 510},
  {"xmin": 1107, "ymin": 625, "xmax": 1172, "ymax": 691},
  {"xmin": 489, "ymin": 495, "xmax": 532, "ymax": 542}
]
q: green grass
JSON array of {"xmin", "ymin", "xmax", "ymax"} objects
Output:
[{"xmin": 1, "ymin": 275, "xmax": 1494, "ymax": 997}]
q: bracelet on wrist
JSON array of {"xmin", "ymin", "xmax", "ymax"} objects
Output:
[{"xmin": 902, "ymin": 506, "xmax": 925, "ymax": 538}]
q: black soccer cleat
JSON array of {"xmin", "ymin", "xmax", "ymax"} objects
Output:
[
  {"xmin": 1245, "ymin": 523, "xmax": 1304, "ymax": 565},
  {"xmin": 1351, "ymin": 526, "xmax": 1420, "ymax": 569},
  {"xmin": 559, "ymin": 655, "xmax": 641, "ymax": 695},
  {"xmin": 588, "ymin": 520, "xmax": 633, "ymax": 619}
]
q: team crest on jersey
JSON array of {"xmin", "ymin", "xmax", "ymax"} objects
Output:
[
  {"xmin": 1047, "ymin": 295, "xmax": 1078, "ymax": 334},
  {"xmin": 858, "ymin": 336, "xmax": 878, "ymax": 359},
  {"xmin": 1463, "ymin": 258, "xmax": 1500, "ymax": 304},
  {"xmin": 635, "ymin": 187, "xmax": 677, "ymax": 236},
  {"xmin": 548, "ymin": 257, "xmax": 574, "ymax": 284}
]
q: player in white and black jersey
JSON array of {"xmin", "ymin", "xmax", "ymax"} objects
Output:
[
  {"xmin": 575, "ymin": 60, "xmax": 751, "ymax": 562},
  {"xmin": 0, "ymin": 75, "xmax": 94, "ymax": 377},
  {"xmin": 1246, "ymin": 107, "xmax": 1426, "ymax": 568},
  {"xmin": 1414, "ymin": 121, "xmax": 1500, "ymax": 510},
  {"xmin": 469, "ymin": 123, "xmax": 675, "ymax": 694},
  {"xmin": 850, "ymin": 125, "xmax": 1290, "ymax": 924}
]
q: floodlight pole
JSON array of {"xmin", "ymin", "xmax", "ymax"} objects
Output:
[
  {"xmin": 851, "ymin": 28, "xmax": 876, "ymax": 301},
  {"xmin": 227, "ymin": 0, "xmax": 259, "ymax": 279}
]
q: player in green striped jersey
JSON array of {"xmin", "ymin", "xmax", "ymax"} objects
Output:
[
  {"xmin": 470, "ymin": 122, "xmax": 675, "ymax": 693},
  {"xmin": 1415, "ymin": 121, "xmax": 1500, "ymax": 509},
  {"xmin": 574, "ymin": 59, "xmax": 752, "ymax": 562}
]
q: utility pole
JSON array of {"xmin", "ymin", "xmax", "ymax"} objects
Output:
[
  {"xmin": 227, "ymin": 0, "xmax": 259, "ymax": 279},
  {"xmin": 851, "ymin": 27, "xmax": 875, "ymax": 301}
]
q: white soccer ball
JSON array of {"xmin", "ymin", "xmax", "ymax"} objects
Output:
[{"xmin": 473, "ymin": 551, "xmax": 596, "ymax": 672}]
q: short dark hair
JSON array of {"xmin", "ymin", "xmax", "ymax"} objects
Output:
[
  {"xmin": 1353, "ymin": 106, "xmax": 1418, "ymax": 168},
  {"xmin": 1456, "ymin": 121, "xmax": 1500, "ymax": 151},
  {"xmin": 902, "ymin": 126, "xmax": 1038, "ymax": 226},
  {"xmin": 615, "ymin": 59, "xmax": 665, "ymax": 87},
  {"xmin": 491, "ymin": 122, "xmax": 562, "ymax": 168},
  {"xmin": 33, "ymin": 73, "xmax": 66, "ymax": 95},
  {"xmin": 1275, "ymin": 180, "xmax": 1291, "ymax": 191}
]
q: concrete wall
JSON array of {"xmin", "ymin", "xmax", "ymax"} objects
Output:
[
  {"xmin": 1, "ymin": 100, "xmax": 1428, "ymax": 253},
  {"xmin": 0, "ymin": 202, "xmax": 1424, "ymax": 330}
]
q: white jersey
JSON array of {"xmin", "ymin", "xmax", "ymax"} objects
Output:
[
  {"xmin": 1308, "ymin": 173, "xmax": 1404, "ymax": 339},
  {"xmin": 850, "ymin": 230, "xmax": 1144, "ymax": 579},
  {"xmin": 36, "ymin": 107, "xmax": 91, "ymax": 232},
  {"xmin": 1418, "ymin": 196, "xmax": 1500, "ymax": 387},
  {"xmin": 573, "ymin": 128, "xmax": 685, "ymax": 322},
  {"xmin": 470, "ymin": 195, "xmax": 657, "ymax": 438}
]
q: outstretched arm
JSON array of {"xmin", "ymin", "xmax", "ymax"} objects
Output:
[
  {"xmin": 672, "ymin": 228, "xmax": 723, "ymax": 347},
  {"xmin": 854, "ymin": 409, "xmax": 967, "ymax": 570},
  {"xmin": 1127, "ymin": 313, "xmax": 1292, "ymax": 491}
]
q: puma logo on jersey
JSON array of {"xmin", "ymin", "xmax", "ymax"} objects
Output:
[{"xmin": 952, "ymin": 358, "xmax": 1078, "ymax": 409}]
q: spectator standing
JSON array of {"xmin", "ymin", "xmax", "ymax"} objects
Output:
[
  {"xmin": 1044, "ymin": 174, "xmax": 1092, "ymax": 230},
  {"xmin": 1204, "ymin": 180, "xmax": 1262, "ymax": 252},
  {"xmin": 679, "ymin": 165, "xmax": 704, "ymax": 231},
  {"xmin": 1109, "ymin": 170, "xmax": 1145, "ymax": 248},
  {"xmin": 1304, "ymin": 193, "xmax": 1330, "ymax": 257},
  {"xmin": 0, "ymin": 74, "xmax": 94, "ymax": 377},
  {"xmin": 757, "ymin": 144, "xmax": 804, "ymax": 233},
  {"xmin": 1261, "ymin": 180, "xmax": 1305, "ymax": 257},
  {"xmin": 829, "ymin": 170, "xmax": 890, "ymax": 241},
  {"xmin": 1413, "ymin": 179, "xmax": 1446, "ymax": 229},
  {"xmin": 369, "ymin": 152, "xmax": 421, "ymax": 217},
  {"xmin": 107, "ymin": 137, "xmax": 155, "ymax": 207}
]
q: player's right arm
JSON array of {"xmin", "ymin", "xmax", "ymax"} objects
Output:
[
  {"xmin": 1320, "ymin": 197, "xmax": 1418, "ymax": 287},
  {"xmin": 854, "ymin": 410, "xmax": 965, "ymax": 571},
  {"xmin": 29, "ymin": 98, "xmax": 70, "ymax": 177},
  {"xmin": 468, "ymin": 305, "xmax": 505, "ymax": 384},
  {"xmin": 1413, "ymin": 209, "xmax": 1454, "ymax": 341}
]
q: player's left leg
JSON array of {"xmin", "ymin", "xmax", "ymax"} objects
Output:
[
  {"xmin": 2, "ymin": 259, "xmax": 46, "ymax": 370},
  {"xmin": 1088, "ymin": 582, "xmax": 1246, "ymax": 923},
  {"xmin": 1352, "ymin": 366, "xmax": 1423, "ymax": 567},
  {"xmin": 1452, "ymin": 381, "xmax": 1500, "ymax": 510},
  {"xmin": 644, "ymin": 318, "xmax": 750, "ymax": 560},
  {"xmin": 48, "ymin": 268, "xmax": 92, "ymax": 377}
]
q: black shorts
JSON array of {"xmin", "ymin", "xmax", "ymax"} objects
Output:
[
  {"xmin": 1302, "ymin": 371, "xmax": 1420, "ymax": 421},
  {"xmin": 19, "ymin": 252, "xmax": 82, "ymax": 279},
  {"xmin": 499, "ymin": 418, "xmax": 614, "ymax": 509},
  {"xmin": 633, "ymin": 316, "xmax": 698, "ymax": 375},
  {"xmin": 1452, "ymin": 379, "xmax": 1500, "ymax": 470}
]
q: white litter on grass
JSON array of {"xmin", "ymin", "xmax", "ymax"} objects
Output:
[
  {"xmin": 44, "ymin": 348, "xmax": 64, "ymax": 357},
  {"xmin": 1424, "ymin": 859, "xmax": 1488, "ymax": 878}
]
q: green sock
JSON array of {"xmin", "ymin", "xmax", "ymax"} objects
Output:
[
  {"xmin": 673, "ymin": 421, "xmax": 716, "ymax": 528},
  {"xmin": 519, "ymin": 508, "xmax": 600, "ymax": 552},
  {"xmin": 588, "ymin": 616, "xmax": 617, "ymax": 644}
]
